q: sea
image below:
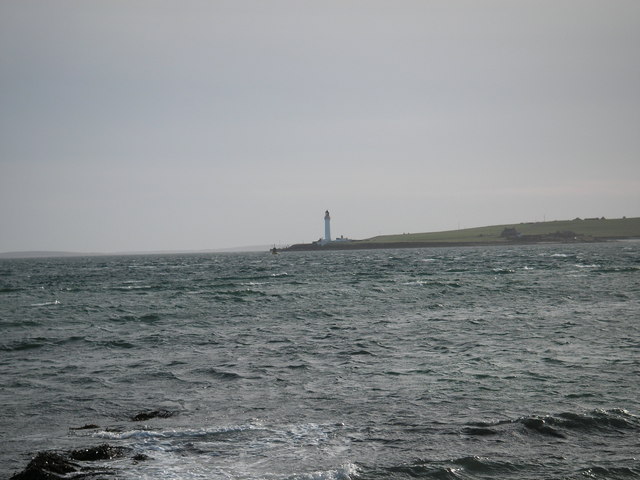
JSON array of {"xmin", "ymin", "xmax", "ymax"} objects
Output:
[{"xmin": 1, "ymin": 242, "xmax": 639, "ymax": 480}]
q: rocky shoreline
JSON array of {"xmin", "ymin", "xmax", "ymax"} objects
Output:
[
  {"xmin": 9, "ymin": 410, "xmax": 174, "ymax": 480},
  {"xmin": 10, "ymin": 446, "xmax": 132, "ymax": 480}
]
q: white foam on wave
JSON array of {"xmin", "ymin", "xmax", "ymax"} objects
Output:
[
  {"xmin": 94, "ymin": 423, "xmax": 259, "ymax": 441},
  {"xmin": 29, "ymin": 300, "xmax": 60, "ymax": 307},
  {"xmin": 281, "ymin": 422, "xmax": 331, "ymax": 446},
  {"xmin": 125, "ymin": 456, "xmax": 357, "ymax": 480},
  {"xmin": 283, "ymin": 463, "xmax": 358, "ymax": 480},
  {"xmin": 92, "ymin": 421, "xmax": 353, "ymax": 480},
  {"xmin": 401, "ymin": 280, "xmax": 428, "ymax": 286},
  {"xmin": 113, "ymin": 285, "xmax": 153, "ymax": 290},
  {"xmin": 94, "ymin": 420, "xmax": 340, "ymax": 445},
  {"xmin": 122, "ymin": 451, "xmax": 230, "ymax": 480}
]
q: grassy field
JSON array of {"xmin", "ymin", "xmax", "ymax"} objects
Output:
[{"xmin": 358, "ymin": 217, "xmax": 640, "ymax": 245}]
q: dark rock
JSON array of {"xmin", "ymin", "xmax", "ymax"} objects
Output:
[
  {"xmin": 130, "ymin": 409, "xmax": 174, "ymax": 422},
  {"xmin": 132, "ymin": 453, "xmax": 150, "ymax": 462},
  {"xmin": 103, "ymin": 426, "xmax": 123, "ymax": 433},
  {"xmin": 10, "ymin": 445, "xmax": 129, "ymax": 480},
  {"xmin": 70, "ymin": 424, "xmax": 100, "ymax": 430},
  {"xmin": 10, "ymin": 469, "xmax": 62, "ymax": 480},
  {"xmin": 69, "ymin": 444, "xmax": 127, "ymax": 461},
  {"xmin": 10, "ymin": 452, "xmax": 78, "ymax": 480}
]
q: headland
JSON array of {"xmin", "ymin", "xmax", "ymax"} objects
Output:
[{"xmin": 281, "ymin": 217, "xmax": 640, "ymax": 252}]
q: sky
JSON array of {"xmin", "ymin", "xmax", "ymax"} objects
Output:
[{"xmin": 1, "ymin": 1, "xmax": 639, "ymax": 252}]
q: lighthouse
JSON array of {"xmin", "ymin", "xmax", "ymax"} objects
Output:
[{"xmin": 324, "ymin": 210, "xmax": 331, "ymax": 244}]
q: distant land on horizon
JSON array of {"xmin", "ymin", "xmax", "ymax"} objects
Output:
[
  {"xmin": 2, "ymin": 217, "xmax": 639, "ymax": 259},
  {"xmin": 283, "ymin": 216, "xmax": 640, "ymax": 252},
  {"xmin": 0, "ymin": 245, "xmax": 272, "ymax": 260}
]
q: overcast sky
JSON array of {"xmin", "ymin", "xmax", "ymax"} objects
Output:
[{"xmin": 1, "ymin": 1, "xmax": 638, "ymax": 252}]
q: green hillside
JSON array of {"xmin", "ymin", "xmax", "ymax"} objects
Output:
[{"xmin": 359, "ymin": 217, "xmax": 640, "ymax": 245}]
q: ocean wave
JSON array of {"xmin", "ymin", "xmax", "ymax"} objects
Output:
[
  {"xmin": 401, "ymin": 280, "xmax": 462, "ymax": 288},
  {"xmin": 594, "ymin": 266, "xmax": 640, "ymax": 273},
  {"xmin": 96, "ymin": 339, "xmax": 137, "ymax": 349},
  {"xmin": 379, "ymin": 456, "xmax": 525, "ymax": 479},
  {"xmin": 491, "ymin": 268, "xmax": 515, "ymax": 274},
  {"xmin": 110, "ymin": 284, "xmax": 158, "ymax": 291},
  {"xmin": 1, "ymin": 337, "xmax": 50, "ymax": 352},
  {"xmin": 551, "ymin": 409, "xmax": 639, "ymax": 432},
  {"xmin": 215, "ymin": 289, "xmax": 268, "ymax": 298},
  {"xmin": 202, "ymin": 368, "xmax": 244, "ymax": 381},
  {"xmin": 520, "ymin": 417, "xmax": 566, "ymax": 438},
  {"xmin": 0, "ymin": 286, "xmax": 21, "ymax": 293},
  {"xmin": 110, "ymin": 313, "xmax": 162, "ymax": 323},
  {"xmin": 464, "ymin": 409, "xmax": 639, "ymax": 439},
  {"xmin": 514, "ymin": 409, "xmax": 640, "ymax": 437},
  {"xmin": 579, "ymin": 465, "xmax": 640, "ymax": 478}
]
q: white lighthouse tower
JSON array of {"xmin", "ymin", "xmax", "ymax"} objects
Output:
[{"xmin": 323, "ymin": 210, "xmax": 331, "ymax": 244}]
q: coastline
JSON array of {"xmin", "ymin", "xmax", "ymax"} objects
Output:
[
  {"xmin": 281, "ymin": 238, "xmax": 622, "ymax": 252},
  {"xmin": 280, "ymin": 217, "xmax": 640, "ymax": 252}
]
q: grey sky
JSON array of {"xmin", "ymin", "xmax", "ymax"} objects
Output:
[{"xmin": 1, "ymin": 1, "xmax": 639, "ymax": 252}]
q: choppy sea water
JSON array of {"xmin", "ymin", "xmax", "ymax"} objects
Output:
[{"xmin": 1, "ymin": 242, "xmax": 639, "ymax": 479}]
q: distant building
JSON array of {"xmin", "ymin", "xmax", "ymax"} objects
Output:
[{"xmin": 500, "ymin": 227, "xmax": 520, "ymax": 239}]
